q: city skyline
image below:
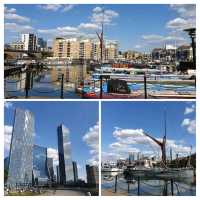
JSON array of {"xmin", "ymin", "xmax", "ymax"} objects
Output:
[
  {"xmin": 4, "ymin": 4, "xmax": 196, "ymax": 52},
  {"xmin": 4, "ymin": 101, "xmax": 99, "ymax": 181},
  {"xmin": 102, "ymin": 101, "xmax": 196, "ymax": 162}
]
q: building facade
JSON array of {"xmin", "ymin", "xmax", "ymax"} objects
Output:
[
  {"xmin": 72, "ymin": 161, "xmax": 78, "ymax": 183},
  {"xmin": 53, "ymin": 37, "xmax": 118, "ymax": 61},
  {"xmin": 47, "ymin": 157, "xmax": 54, "ymax": 182},
  {"xmin": 86, "ymin": 165, "xmax": 99, "ymax": 187},
  {"xmin": 10, "ymin": 41, "xmax": 24, "ymax": 51},
  {"xmin": 21, "ymin": 33, "xmax": 37, "ymax": 52},
  {"xmin": 56, "ymin": 165, "xmax": 60, "ymax": 184},
  {"xmin": 53, "ymin": 38, "xmax": 80, "ymax": 59},
  {"xmin": 176, "ymin": 45, "xmax": 193, "ymax": 62},
  {"xmin": 32, "ymin": 145, "xmax": 49, "ymax": 185},
  {"xmin": 105, "ymin": 41, "xmax": 118, "ymax": 61},
  {"xmin": 37, "ymin": 37, "xmax": 47, "ymax": 51},
  {"xmin": 57, "ymin": 124, "xmax": 74, "ymax": 185},
  {"xmin": 7, "ymin": 108, "xmax": 34, "ymax": 188}
]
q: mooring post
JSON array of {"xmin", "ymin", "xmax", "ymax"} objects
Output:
[
  {"xmin": 137, "ymin": 176, "xmax": 140, "ymax": 196},
  {"xmin": 114, "ymin": 175, "xmax": 118, "ymax": 193},
  {"xmin": 30, "ymin": 71, "xmax": 34, "ymax": 89},
  {"xmin": 60, "ymin": 74, "xmax": 64, "ymax": 99},
  {"xmin": 144, "ymin": 73, "xmax": 147, "ymax": 99},
  {"xmin": 25, "ymin": 69, "xmax": 30, "ymax": 98},
  {"xmin": 100, "ymin": 76, "xmax": 103, "ymax": 99},
  {"xmin": 128, "ymin": 182, "xmax": 130, "ymax": 193},
  {"xmin": 94, "ymin": 80, "xmax": 96, "ymax": 91},
  {"xmin": 171, "ymin": 179, "xmax": 174, "ymax": 196}
]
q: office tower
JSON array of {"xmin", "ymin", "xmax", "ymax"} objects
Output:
[
  {"xmin": 47, "ymin": 157, "xmax": 54, "ymax": 182},
  {"xmin": 57, "ymin": 124, "xmax": 74, "ymax": 184},
  {"xmin": 86, "ymin": 165, "xmax": 99, "ymax": 187},
  {"xmin": 21, "ymin": 33, "xmax": 37, "ymax": 52},
  {"xmin": 7, "ymin": 108, "xmax": 34, "ymax": 188},
  {"xmin": 32, "ymin": 145, "xmax": 49, "ymax": 185},
  {"xmin": 72, "ymin": 161, "xmax": 78, "ymax": 183},
  {"xmin": 4, "ymin": 157, "xmax": 9, "ymax": 171},
  {"xmin": 56, "ymin": 165, "xmax": 60, "ymax": 184},
  {"xmin": 37, "ymin": 37, "xmax": 47, "ymax": 50},
  {"xmin": 129, "ymin": 153, "xmax": 135, "ymax": 163}
]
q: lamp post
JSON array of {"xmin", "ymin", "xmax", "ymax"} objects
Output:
[{"xmin": 184, "ymin": 28, "xmax": 196, "ymax": 68}]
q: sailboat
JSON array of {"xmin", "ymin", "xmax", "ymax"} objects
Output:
[{"xmin": 124, "ymin": 111, "xmax": 195, "ymax": 181}]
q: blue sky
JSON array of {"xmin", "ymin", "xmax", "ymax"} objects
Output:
[
  {"xmin": 4, "ymin": 4, "xmax": 196, "ymax": 52},
  {"xmin": 4, "ymin": 101, "xmax": 99, "ymax": 181},
  {"xmin": 102, "ymin": 101, "xmax": 196, "ymax": 162}
]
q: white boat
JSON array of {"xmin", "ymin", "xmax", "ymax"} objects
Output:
[{"xmin": 101, "ymin": 163, "xmax": 122, "ymax": 172}]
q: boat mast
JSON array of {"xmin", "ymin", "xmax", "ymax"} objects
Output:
[
  {"xmin": 143, "ymin": 110, "xmax": 167, "ymax": 166},
  {"xmin": 96, "ymin": 8, "xmax": 104, "ymax": 64}
]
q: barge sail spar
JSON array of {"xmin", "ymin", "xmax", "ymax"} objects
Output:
[{"xmin": 124, "ymin": 110, "xmax": 194, "ymax": 181}]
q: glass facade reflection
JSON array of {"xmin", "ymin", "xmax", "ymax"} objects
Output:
[
  {"xmin": 47, "ymin": 157, "xmax": 54, "ymax": 182},
  {"xmin": 57, "ymin": 124, "xmax": 74, "ymax": 184},
  {"xmin": 7, "ymin": 108, "xmax": 34, "ymax": 187},
  {"xmin": 33, "ymin": 145, "xmax": 49, "ymax": 185}
]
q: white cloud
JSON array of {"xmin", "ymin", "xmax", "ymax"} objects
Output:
[
  {"xmin": 91, "ymin": 7, "xmax": 119, "ymax": 25},
  {"xmin": 166, "ymin": 17, "xmax": 194, "ymax": 30},
  {"xmin": 135, "ymin": 45, "xmax": 142, "ymax": 49},
  {"xmin": 142, "ymin": 34, "xmax": 186, "ymax": 44},
  {"xmin": 93, "ymin": 7, "xmax": 102, "ymax": 13},
  {"xmin": 47, "ymin": 148, "xmax": 59, "ymax": 167},
  {"xmin": 83, "ymin": 122, "xmax": 99, "ymax": 166},
  {"xmin": 4, "ymin": 125, "xmax": 13, "ymax": 152},
  {"xmin": 62, "ymin": 5, "xmax": 74, "ymax": 12},
  {"xmin": 166, "ymin": 5, "xmax": 196, "ymax": 32},
  {"xmin": 181, "ymin": 118, "xmax": 196, "ymax": 134},
  {"xmin": 38, "ymin": 26, "xmax": 79, "ymax": 37},
  {"xmin": 103, "ymin": 127, "xmax": 194, "ymax": 162},
  {"xmin": 38, "ymin": 4, "xmax": 62, "ymax": 11},
  {"xmin": 184, "ymin": 104, "xmax": 195, "ymax": 115},
  {"xmin": 4, "ymin": 7, "xmax": 16, "ymax": 14},
  {"xmin": 38, "ymin": 4, "xmax": 74, "ymax": 12},
  {"xmin": 4, "ymin": 102, "xmax": 13, "ymax": 109},
  {"xmin": 170, "ymin": 4, "xmax": 196, "ymax": 18},
  {"xmin": 4, "ymin": 6, "xmax": 30, "ymax": 23},
  {"xmin": 78, "ymin": 23, "xmax": 100, "ymax": 31},
  {"xmin": 5, "ymin": 22, "xmax": 34, "ymax": 33}
]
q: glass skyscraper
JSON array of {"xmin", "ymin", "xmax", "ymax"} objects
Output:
[
  {"xmin": 57, "ymin": 124, "xmax": 74, "ymax": 184},
  {"xmin": 47, "ymin": 157, "xmax": 54, "ymax": 182},
  {"xmin": 7, "ymin": 108, "xmax": 34, "ymax": 188},
  {"xmin": 33, "ymin": 145, "xmax": 49, "ymax": 185}
]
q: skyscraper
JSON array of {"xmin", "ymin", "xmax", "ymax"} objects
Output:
[
  {"xmin": 57, "ymin": 124, "xmax": 74, "ymax": 184},
  {"xmin": 56, "ymin": 165, "xmax": 60, "ymax": 184},
  {"xmin": 7, "ymin": 108, "xmax": 34, "ymax": 188},
  {"xmin": 21, "ymin": 33, "xmax": 37, "ymax": 52},
  {"xmin": 86, "ymin": 165, "xmax": 99, "ymax": 187},
  {"xmin": 72, "ymin": 161, "xmax": 78, "ymax": 183},
  {"xmin": 47, "ymin": 157, "xmax": 54, "ymax": 182},
  {"xmin": 32, "ymin": 145, "xmax": 49, "ymax": 185},
  {"xmin": 129, "ymin": 153, "xmax": 135, "ymax": 163}
]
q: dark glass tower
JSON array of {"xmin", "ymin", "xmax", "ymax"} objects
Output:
[
  {"xmin": 7, "ymin": 108, "xmax": 34, "ymax": 188},
  {"xmin": 72, "ymin": 161, "xmax": 78, "ymax": 183},
  {"xmin": 57, "ymin": 124, "xmax": 74, "ymax": 184}
]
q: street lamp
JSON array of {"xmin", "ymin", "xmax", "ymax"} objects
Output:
[{"xmin": 184, "ymin": 28, "xmax": 196, "ymax": 68}]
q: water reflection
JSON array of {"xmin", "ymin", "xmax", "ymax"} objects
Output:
[
  {"xmin": 5, "ymin": 65, "xmax": 88, "ymax": 98},
  {"xmin": 101, "ymin": 171, "xmax": 196, "ymax": 196}
]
